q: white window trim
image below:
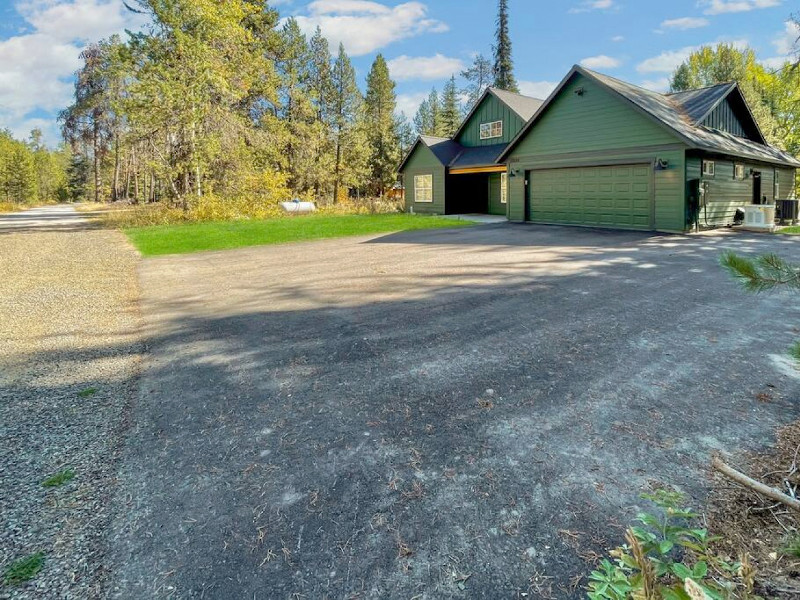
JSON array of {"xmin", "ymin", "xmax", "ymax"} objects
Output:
[
  {"xmin": 500, "ymin": 173, "xmax": 508, "ymax": 204},
  {"xmin": 734, "ymin": 164, "xmax": 745, "ymax": 180},
  {"xmin": 479, "ymin": 120, "xmax": 503, "ymax": 140},
  {"xmin": 702, "ymin": 160, "xmax": 715, "ymax": 177},
  {"xmin": 414, "ymin": 174, "xmax": 433, "ymax": 203}
]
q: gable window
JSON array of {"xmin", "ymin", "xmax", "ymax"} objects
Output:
[
  {"xmin": 414, "ymin": 174, "xmax": 433, "ymax": 203},
  {"xmin": 500, "ymin": 173, "xmax": 508, "ymax": 204},
  {"xmin": 480, "ymin": 120, "xmax": 503, "ymax": 140},
  {"xmin": 702, "ymin": 160, "xmax": 715, "ymax": 177},
  {"xmin": 734, "ymin": 164, "xmax": 745, "ymax": 180}
]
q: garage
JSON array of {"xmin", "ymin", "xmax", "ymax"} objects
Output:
[{"xmin": 529, "ymin": 164, "xmax": 653, "ymax": 229}]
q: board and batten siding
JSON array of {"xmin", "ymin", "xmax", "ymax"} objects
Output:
[
  {"xmin": 776, "ymin": 168, "xmax": 798, "ymax": 199},
  {"xmin": 402, "ymin": 143, "xmax": 446, "ymax": 214},
  {"xmin": 505, "ymin": 73, "xmax": 687, "ymax": 231},
  {"xmin": 702, "ymin": 99, "xmax": 747, "ymax": 139},
  {"xmin": 487, "ymin": 173, "xmax": 506, "ymax": 216},
  {"xmin": 457, "ymin": 94, "xmax": 525, "ymax": 148},
  {"xmin": 686, "ymin": 155, "xmax": 789, "ymax": 226}
]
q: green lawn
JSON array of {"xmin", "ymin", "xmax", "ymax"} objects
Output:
[
  {"xmin": 778, "ymin": 226, "xmax": 800, "ymax": 234},
  {"xmin": 125, "ymin": 214, "xmax": 474, "ymax": 257}
]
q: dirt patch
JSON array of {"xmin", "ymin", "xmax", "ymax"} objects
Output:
[{"xmin": 708, "ymin": 421, "xmax": 800, "ymax": 598}]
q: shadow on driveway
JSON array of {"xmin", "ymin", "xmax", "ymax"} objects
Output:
[{"xmin": 101, "ymin": 226, "xmax": 800, "ymax": 598}]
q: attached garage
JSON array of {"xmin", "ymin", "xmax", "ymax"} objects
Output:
[
  {"xmin": 499, "ymin": 65, "xmax": 799, "ymax": 232},
  {"xmin": 529, "ymin": 164, "xmax": 652, "ymax": 229}
]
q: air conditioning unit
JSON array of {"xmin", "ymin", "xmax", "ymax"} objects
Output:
[{"xmin": 741, "ymin": 204, "xmax": 776, "ymax": 232}]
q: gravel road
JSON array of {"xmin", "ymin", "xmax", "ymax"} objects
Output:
[{"xmin": 0, "ymin": 205, "xmax": 141, "ymax": 599}]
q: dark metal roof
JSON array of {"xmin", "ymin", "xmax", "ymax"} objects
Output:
[
  {"xmin": 499, "ymin": 65, "xmax": 800, "ymax": 168},
  {"xmin": 667, "ymin": 83, "xmax": 736, "ymax": 123},
  {"xmin": 449, "ymin": 144, "xmax": 509, "ymax": 169},
  {"xmin": 419, "ymin": 136, "xmax": 463, "ymax": 166}
]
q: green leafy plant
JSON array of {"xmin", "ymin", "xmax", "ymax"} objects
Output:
[
  {"xmin": 41, "ymin": 468, "xmax": 75, "ymax": 488},
  {"xmin": 587, "ymin": 490, "xmax": 751, "ymax": 600},
  {"xmin": 78, "ymin": 387, "xmax": 98, "ymax": 398},
  {"xmin": 780, "ymin": 534, "xmax": 800, "ymax": 558},
  {"xmin": 2, "ymin": 552, "xmax": 45, "ymax": 586}
]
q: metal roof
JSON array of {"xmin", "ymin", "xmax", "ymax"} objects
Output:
[
  {"xmin": 449, "ymin": 144, "xmax": 509, "ymax": 169},
  {"xmin": 500, "ymin": 65, "xmax": 800, "ymax": 168}
]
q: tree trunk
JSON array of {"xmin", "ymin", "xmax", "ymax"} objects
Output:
[
  {"xmin": 112, "ymin": 132, "xmax": 120, "ymax": 202},
  {"xmin": 92, "ymin": 119, "xmax": 101, "ymax": 203},
  {"xmin": 333, "ymin": 140, "xmax": 341, "ymax": 204}
]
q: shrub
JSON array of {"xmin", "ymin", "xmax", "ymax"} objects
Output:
[{"xmin": 587, "ymin": 490, "xmax": 753, "ymax": 600}]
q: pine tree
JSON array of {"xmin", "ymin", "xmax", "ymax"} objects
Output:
[
  {"xmin": 330, "ymin": 43, "xmax": 367, "ymax": 203},
  {"xmin": 413, "ymin": 98, "xmax": 433, "ymax": 136},
  {"xmin": 440, "ymin": 76, "xmax": 461, "ymax": 137},
  {"xmin": 308, "ymin": 26, "xmax": 337, "ymax": 198},
  {"xmin": 277, "ymin": 18, "xmax": 324, "ymax": 194},
  {"xmin": 364, "ymin": 54, "xmax": 401, "ymax": 197},
  {"xmin": 493, "ymin": 0, "xmax": 519, "ymax": 92},
  {"xmin": 461, "ymin": 54, "xmax": 493, "ymax": 109},
  {"xmin": 396, "ymin": 115, "xmax": 416, "ymax": 155}
]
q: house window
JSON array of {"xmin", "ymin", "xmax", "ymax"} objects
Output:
[
  {"xmin": 480, "ymin": 121, "xmax": 503, "ymax": 140},
  {"xmin": 414, "ymin": 174, "xmax": 433, "ymax": 203},
  {"xmin": 702, "ymin": 160, "xmax": 715, "ymax": 177},
  {"xmin": 500, "ymin": 173, "xmax": 508, "ymax": 204},
  {"xmin": 734, "ymin": 164, "xmax": 745, "ymax": 180}
]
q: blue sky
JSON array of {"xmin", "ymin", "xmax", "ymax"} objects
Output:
[{"xmin": 0, "ymin": 0, "xmax": 797, "ymax": 146}]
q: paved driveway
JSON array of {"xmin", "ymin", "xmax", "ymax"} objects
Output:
[{"xmin": 110, "ymin": 224, "xmax": 800, "ymax": 599}]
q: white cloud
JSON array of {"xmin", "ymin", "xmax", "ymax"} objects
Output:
[
  {"xmin": 660, "ymin": 17, "xmax": 710, "ymax": 30},
  {"xmin": 761, "ymin": 20, "xmax": 800, "ymax": 68},
  {"xmin": 611, "ymin": 35, "xmax": 625, "ymax": 42},
  {"xmin": 294, "ymin": 1, "xmax": 448, "ymax": 57},
  {"xmin": 518, "ymin": 80, "xmax": 558, "ymax": 100},
  {"xmin": 636, "ymin": 39, "xmax": 748, "ymax": 73},
  {"xmin": 580, "ymin": 55, "xmax": 622, "ymax": 69},
  {"xmin": 0, "ymin": 0, "xmax": 146, "ymax": 145},
  {"xmin": 395, "ymin": 91, "xmax": 427, "ymax": 118},
  {"xmin": 569, "ymin": 0, "xmax": 616, "ymax": 14},
  {"xmin": 640, "ymin": 77, "xmax": 671, "ymax": 92},
  {"xmin": 387, "ymin": 54, "xmax": 464, "ymax": 81},
  {"xmin": 701, "ymin": 0, "xmax": 781, "ymax": 15}
]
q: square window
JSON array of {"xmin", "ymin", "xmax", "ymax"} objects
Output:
[
  {"xmin": 414, "ymin": 174, "xmax": 433, "ymax": 203},
  {"xmin": 480, "ymin": 121, "xmax": 503, "ymax": 140},
  {"xmin": 702, "ymin": 160, "xmax": 715, "ymax": 177}
]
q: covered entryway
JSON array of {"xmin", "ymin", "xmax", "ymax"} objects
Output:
[
  {"xmin": 529, "ymin": 164, "xmax": 653, "ymax": 229},
  {"xmin": 447, "ymin": 166, "xmax": 508, "ymax": 216}
]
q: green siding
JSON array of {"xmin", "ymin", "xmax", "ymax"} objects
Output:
[
  {"xmin": 687, "ymin": 155, "xmax": 787, "ymax": 226},
  {"xmin": 702, "ymin": 99, "xmax": 746, "ymax": 138},
  {"xmin": 776, "ymin": 168, "xmax": 797, "ymax": 199},
  {"xmin": 509, "ymin": 74, "xmax": 678, "ymax": 157},
  {"xmin": 487, "ymin": 173, "xmax": 507, "ymax": 216},
  {"xmin": 402, "ymin": 143, "xmax": 446, "ymax": 214},
  {"xmin": 457, "ymin": 94, "xmax": 525, "ymax": 147},
  {"xmin": 505, "ymin": 73, "xmax": 687, "ymax": 231}
]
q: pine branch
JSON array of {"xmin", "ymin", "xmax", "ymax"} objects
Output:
[{"xmin": 721, "ymin": 251, "xmax": 800, "ymax": 293}]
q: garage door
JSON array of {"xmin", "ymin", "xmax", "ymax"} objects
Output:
[{"xmin": 529, "ymin": 164, "xmax": 653, "ymax": 229}]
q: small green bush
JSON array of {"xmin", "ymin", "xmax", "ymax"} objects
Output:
[
  {"xmin": 2, "ymin": 552, "xmax": 45, "ymax": 586},
  {"xmin": 587, "ymin": 490, "xmax": 755, "ymax": 600},
  {"xmin": 41, "ymin": 468, "xmax": 75, "ymax": 488}
]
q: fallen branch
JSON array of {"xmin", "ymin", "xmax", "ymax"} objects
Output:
[{"xmin": 712, "ymin": 456, "xmax": 800, "ymax": 513}]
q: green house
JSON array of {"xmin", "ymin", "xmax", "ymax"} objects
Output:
[
  {"xmin": 399, "ymin": 65, "xmax": 799, "ymax": 232},
  {"xmin": 398, "ymin": 87, "xmax": 543, "ymax": 216}
]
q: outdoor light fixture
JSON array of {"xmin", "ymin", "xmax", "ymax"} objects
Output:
[{"xmin": 655, "ymin": 159, "xmax": 669, "ymax": 170}]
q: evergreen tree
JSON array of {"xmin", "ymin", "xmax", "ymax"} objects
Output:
[
  {"xmin": 461, "ymin": 54, "xmax": 493, "ymax": 109},
  {"xmin": 330, "ymin": 43, "xmax": 367, "ymax": 202},
  {"xmin": 277, "ymin": 19, "xmax": 324, "ymax": 194},
  {"xmin": 440, "ymin": 76, "xmax": 462, "ymax": 137},
  {"xmin": 396, "ymin": 114, "xmax": 416, "ymax": 155},
  {"xmin": 413, "ymin": 98, "xmax": 433, "ymax": 136},
  {"xmin": 66, "ymin": 153, "xmax": 91, "ymax": 202},
  {"xmin": 307, "ymin": 26, "xmax": 337, "ymax": 197},
  {"xmin": 364, "ymin": 54, "xmax": 401, "ymax": 197},
  {"xmin": 493, "ymin": 0, "xmax": 519, "ymax": 92}
]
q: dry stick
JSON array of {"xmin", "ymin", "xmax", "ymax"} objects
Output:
[{"xmin": 712, "ymin": 457, "xmax": 800, "ymax": 513}]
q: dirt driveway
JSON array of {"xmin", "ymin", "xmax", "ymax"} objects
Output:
[{"xmin": 109, "ymin": 224, "xmax": 800, "ymax": 599}]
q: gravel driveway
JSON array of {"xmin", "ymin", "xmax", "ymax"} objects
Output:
[
  {"xmin": 108, "ymin": 224, "xmax": 800, "ymax": 599},
  {"xmin": 0, "ymin": 205, "xmax": 141, "ymax": 599}
]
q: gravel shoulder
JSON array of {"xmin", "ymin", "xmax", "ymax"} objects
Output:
[{"xmin": 0, "ymin": 206, "xmax": 142, "ymax": 598}]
